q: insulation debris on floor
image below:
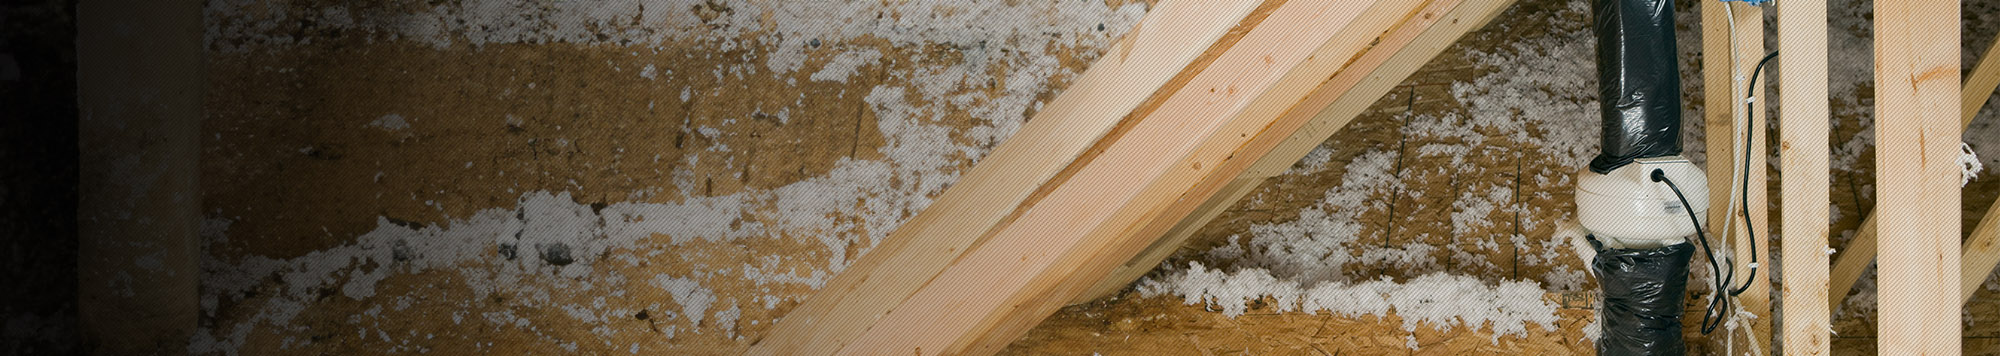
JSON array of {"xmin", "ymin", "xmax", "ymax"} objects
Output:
[{"xmin": 177, "ymin": 0, "xmax": 2000, "ymax": 355}]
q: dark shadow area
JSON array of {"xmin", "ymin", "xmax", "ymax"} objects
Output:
[{"xmin": 1, "ymin": 0, "xmax": 80, "ymax": 354}]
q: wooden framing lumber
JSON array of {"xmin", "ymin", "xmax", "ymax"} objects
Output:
[
  {"xmin": 749, "ymin": 0, "xmax": 1474, "ymax": 354},
  {"xmin": 1700, "ymin": 0, "xmax": 1772, "ymax": 346},
  {"xmin": 1871, "ymin": 0, "xmax": 1961, "ymax": 353},
  {"xmin": 1777, "ymin": 0, "xmax": 1831, "ymax": 354},
  {"xmin": 1072, "ymin": 0, "xmax": 1519, "ymax": 304},
  {"xmin": 1236, "ymin": 0, "xmax": 1514, "ymax": 180},
  {"xmin": 1828, "ymin": 214, "xmax": 1876, "ymax": 310},
  {"xmin": 742, "ymin": 2, "xmax": 1270, "ymax": 354},
  {"xmin": 1829, "ymin": 30, "xmax": 1999, "ymax": 310},
  {"xmin": 1966, "ymin": 36, "xmax": 2000, "ymax": 126},
  {"xmin": 1963, "ymin": 196, "xmax": 2000, "ymax": 302},
  {"xmin": 1955, "ymin": 34, "xmax": 2000, "ymax": 304},
  {"xmin": 1074, "ymin": 176, "xmax": 1261, "ymax": 303},
  {"xmin": 840, "ymin": 1, "xmax": 1426, "ymax": 353}
]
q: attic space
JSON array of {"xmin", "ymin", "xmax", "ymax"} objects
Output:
[{"xmin": 31, "ymin": 0, "xmax": 2000, "ymax": 354}]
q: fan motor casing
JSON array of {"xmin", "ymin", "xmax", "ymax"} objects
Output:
[{"xmin": 1575, "ymin": 156, "xmax": 1710, "ymax": 244}]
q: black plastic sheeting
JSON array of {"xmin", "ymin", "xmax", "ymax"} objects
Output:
[
  {"xmin": 1589, "ymin": 236, "xmax": 1693, "ymax": 356},
  {"xmin": 1589, "ymin": 0, "xmax": 1684, "ymax": 174}
]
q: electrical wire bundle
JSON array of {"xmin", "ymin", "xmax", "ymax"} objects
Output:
[{"xmin": 1661, "ymin": 49, "xmax": 1779, "ymax": 335}]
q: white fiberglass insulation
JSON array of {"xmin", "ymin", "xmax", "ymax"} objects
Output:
[
  {"xmin": 198, "ymin": 0, "xmax": 1148, "ymax": 353},
  {"xmin": 193, "ymin": 0, "xmax": 2000, "ymax": 354}
]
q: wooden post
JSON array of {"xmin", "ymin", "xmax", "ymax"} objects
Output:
[
  {"xmin": 76, "ymin": 0, "xmax": 205, "ymax": 353},
  {"xmin": 1700, "ymin": 0, "xmax": 1772, "ymax": 346},
  {"xmin": 1777, "ymin": 0, "xmax": 1831, "ymax": 353},
  {"xmin": 1072, "ymin": 0, "xmax": 1520, "ymax": 305},
  {"xmin": 1871, "ymin": 0, "xmax": 1961, "ymax": 354}
]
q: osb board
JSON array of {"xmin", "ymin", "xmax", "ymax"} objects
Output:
[
  {"xmin": 201, "ymin": 38, "xmax": 887, "ymax": 354},
  {"xmin": 197, "ymin": 1, "xmax": 1152, "ymax": 354},
  {"xmin": 1005, "ymin": 294, "xmax": 1599, "ymax": 355}
]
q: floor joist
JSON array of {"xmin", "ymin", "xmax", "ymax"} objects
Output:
[{"xmin": 1871, "ymin": 0, "xmax": 1962, "ymax": 354}]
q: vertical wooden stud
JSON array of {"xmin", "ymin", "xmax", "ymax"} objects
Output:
[
  {"xmin": 1700, "ymin": 0, "xmax": 1773, "ymax": 347},
  {"xmin": 1871, "ymin": 0, "xmax": 1961, "ymax": 354},
  {"xmin": 1778, "ymin": 0, "xmax": 1831, "ymax": 353}
]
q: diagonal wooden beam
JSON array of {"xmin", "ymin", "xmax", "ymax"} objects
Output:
[
  {"xmin": 1962, "ymin": 196, "xmax": 2000, "ymax": 302},
  {"xmin": 1953, "ymin": 36, "xmax": 2000, "ymax": 303},
  {"xmin": 1071, "ymin": 176, "xmax": 1260, "ymax": 304},
  {"xmin": 834, "ymin": 1, "xmax": 1430, "ymax": 353},
  {"xmin": 1965, "ymin": 35, "xmax": 2000, "ymax": 126},
  {"xmin": 742, "ymin": 2, "xmax": 1273, "ymax": 354},
  {"xmin": 1701, "ymin": 0, "xmax": 1772, "ymax": 346},
  {"xmin": 748, "ymin": 0, "xmax": 1480, "ymax": 354},
  {"xmin": 1828, "ymin": 31, "xmax": 1998, "ymax": 310},
  {"xmin": 1871, "ymin": 0, "xmax": 1961, "ymax": 353},
  {"xmin": 1071, "ymin": 0, "xmax": 1519, "ymax": 305},
  {"xmin": 1777, "ymin": 0, "xmax": 1832, "ymax": 353},
  {"xmin": 1828, "ymin": 212, "xmax": 1875, "ymax": 310}
]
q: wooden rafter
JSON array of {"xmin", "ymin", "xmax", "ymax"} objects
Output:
[
  {"xmin": 1871, "ymin": 0, "xmax": 1962, "ymax": 353},
  {"xmin": 1777, "ymin": 0, "xmax": 1831, "ymax": 353},
  {"xmin": 746, "ymin": 0, "xmax": 1500, "ymax": 354},
  {"xmin": 1073, "ymin": 0, "xmax": 1520, "ymax": 304},
  {"xmin": 741, "ymin": 2, "xmax": 1270, "ymax": 354}
]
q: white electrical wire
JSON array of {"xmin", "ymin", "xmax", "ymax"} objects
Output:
[
  {"xmin": 1717, "ymin": 2, "xmax": 1744, "ymax": 274},
  {"xmin": 1716, "ymin": 5, "xmax": 1765, "ymax": 354},
  {"xmin": 1723, "ymin": 299, "xmax": 1767, "ymax": 356}
]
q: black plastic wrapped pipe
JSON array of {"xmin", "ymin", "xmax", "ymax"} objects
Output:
[
  {"xmin": 1588, "ymin": 0, "xmax": 1683, "ymax": 174},
  {"xmin": 1590, "ymin": 236, "xmax": 1693, "ymax": 356}
]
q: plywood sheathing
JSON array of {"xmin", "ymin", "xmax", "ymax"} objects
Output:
[{"xmin": 1009, "ymin": 293, "xmax": 1599, "ymax": 355}]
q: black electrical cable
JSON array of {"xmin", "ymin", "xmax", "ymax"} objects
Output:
[
  {"xmin": 1726, "ymin": 50, "xmax": 1780, "ymax": 298},
  {"xmin": 1654, "ymin": 169, "xmax": 1730, "ymax": 334}
]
